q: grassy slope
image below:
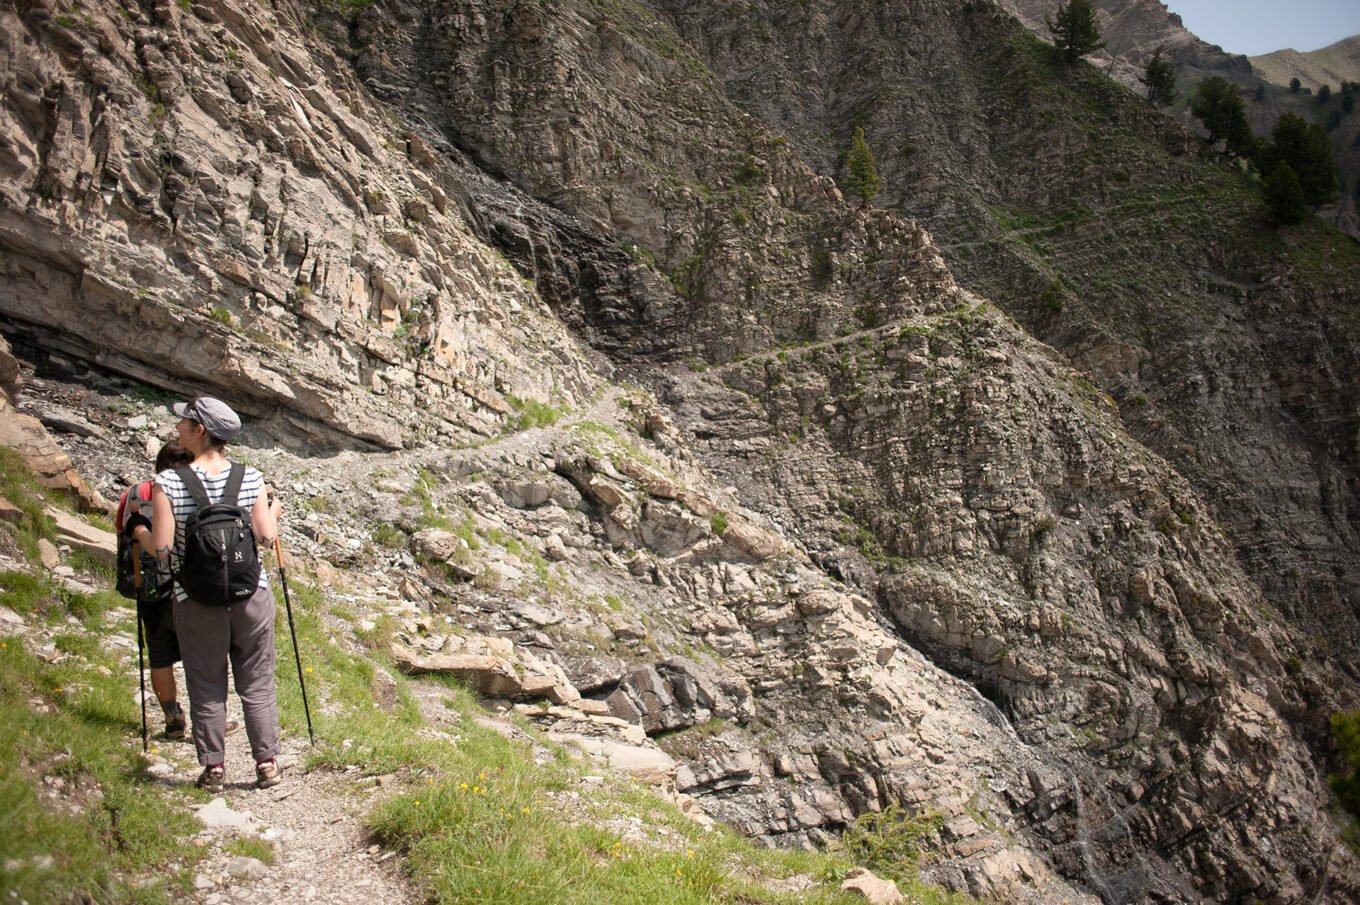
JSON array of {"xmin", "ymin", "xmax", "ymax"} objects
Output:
[
  {"xmin": 0, "ymin": 445, "xmax": 206, "ymax": 904},
  {"xmin": 937, "ymin": 18, "xmax": 1360, "ymax": 331}
]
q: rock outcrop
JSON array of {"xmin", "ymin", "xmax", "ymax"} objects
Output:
[
  {"xmin": 0, "ymin": 0, "xmax": 596, "ymax": 450},
  {"xmin": 996, "ymin": 0, "xmax": 1254, "ymax": 91}
]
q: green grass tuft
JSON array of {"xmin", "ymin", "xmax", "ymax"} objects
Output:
[
  {"xmin": 505, "ymin": 395, "xmax": 566, "ymax": 431},
  {"xmin": 372, "ymin": 523, "xmax": 406, "ymax": 549},
  {"xmin": 0, "ymin": 446, "xmax": 59, "ymax": 562},
  {"xmin": 0, "ymin": 599, "xmax": 204, "ymax": 904},
  {"xmin": 225, "ymin": 836, "xmax": 277, "ymax": 865},
  {"xmin": 833, "ymin": 803, "xmax": 944, "ymax": 883}
]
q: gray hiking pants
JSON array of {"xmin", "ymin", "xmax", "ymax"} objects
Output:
[{"xmin": 174, "ymin": 583, "xmax": 281, "ymax": 767}]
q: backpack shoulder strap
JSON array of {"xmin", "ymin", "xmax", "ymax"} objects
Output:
[
  {"xmin": 116, "ymin": 487, "xmax": 132, "ymax": 530},
  {"xmin": 221, "ymin": 463, "xmax": 246, "ymax": 508},
  {"xmin": 176, "ymin": 466, "xmax": 211, "ymax": 510}
]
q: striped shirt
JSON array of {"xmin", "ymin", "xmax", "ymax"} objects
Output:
[{"xmin": 156, "ymin": 462, "xmax": 270, "ymax": 600}]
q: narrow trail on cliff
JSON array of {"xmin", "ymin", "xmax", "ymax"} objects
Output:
[
  {"xmin": 137, "ymin": 667, "xmax": 423, "ymax": 905},
  {"xmin": 147, "ymin": 387, "xmax": 669, "ymax": 904}
]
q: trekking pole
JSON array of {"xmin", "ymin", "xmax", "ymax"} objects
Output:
[
  {"xmin": 132, "ymin": 540, "xmax": 148, "ymax": 753},
  {"xmin": 271, "ymin": 520, "xmax": 314, "ymax": 745}
]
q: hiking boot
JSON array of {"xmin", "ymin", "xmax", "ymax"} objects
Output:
[
  {"xmin": 163, "ymin": 703, "xmax": 186, "ymax": 740},
  {"xmin": 255, "ymin": 759, "xmax": 281, "ymax": 789},
  {"xmin": 196, "ymin": 764, "xmax": 225, "ymax": 793}
]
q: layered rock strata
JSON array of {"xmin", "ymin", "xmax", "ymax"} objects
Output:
[{"xmin": 0, "ymin": 0, "xmax": 596, "ymax": 450}]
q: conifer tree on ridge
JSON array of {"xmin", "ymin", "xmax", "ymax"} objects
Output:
[
  {"xmin": 844, "ymin": 126, "xmax": 881, "ymax": 207},
  {"xmin": 1048, "ymin": 0, "xmax": 1106, "ymax": 64}
]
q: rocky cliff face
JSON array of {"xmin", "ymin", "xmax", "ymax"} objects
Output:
[
  {"xmin": 0, "ymin": 0, "xmax": 600, "ymax": 451},
  {"xmin": 2, "ymin": 0, "xmax": 1359, "ymax": 903},
  {"xmin": 345, "ymin": 0, "xmax": 963, "ymax": 364},
  {"xmin": 653, "ymin": 0, "xmax": 1360, "ymax": 675}
]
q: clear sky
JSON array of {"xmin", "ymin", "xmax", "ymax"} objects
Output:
[{"xmin": 1164, "ymin": 1, "xmax": 1360, "ymax": 56}]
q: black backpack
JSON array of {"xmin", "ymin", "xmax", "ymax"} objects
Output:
[
  {"xmin": 175, "ymin": 464, "xmax": 261, "ymax": 606},
  {"xmin": 115, "ymin": 482, "xmax": 174, "ymax": 604}
]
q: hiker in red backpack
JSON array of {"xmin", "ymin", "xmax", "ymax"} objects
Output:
[
  {"xmin": 117, "ymin": 440, "xmax": 193, "ymax": 739},
  {"xmin": 147, "ymin": 397, "xmax": 284, "ymax": 792}
]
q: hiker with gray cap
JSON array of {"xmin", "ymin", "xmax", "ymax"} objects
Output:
[{"xmin": 147, "ymin": 396, "xmax": 285, "ymax": 792}]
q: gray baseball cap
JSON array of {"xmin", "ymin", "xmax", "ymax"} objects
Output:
[{"xmin": 174, "ymin": 396, "xmax": 242, "ymax": 441}]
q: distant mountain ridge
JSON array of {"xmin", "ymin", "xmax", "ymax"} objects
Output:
[
  {"xmin": 998, "ymin": 1, "xmax": 1360, "ymax": 235},
  {"xmin": 1000, "ymin": 2, "xmax": 1360, "ymax": 101},
  {"xmin": 995, "ymin": 0, "xmax": 1252, "ymax": 93},
  {"xmin": 1251, "ymin": 35, "xmax": 1360, "ymax": 92}
]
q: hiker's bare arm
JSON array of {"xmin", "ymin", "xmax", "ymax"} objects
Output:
[
  {"xmin": 150, "ymin": 486, "xmax": 174, "ymax": 559},
  {"xmin": 253, "ymin": 484, "xmax": 281, "ymax": 545},
  {"xmin": 126, "ymin": 522, "xmax": 152, "ymax": 548},
  {"xmin": 123, "ymin": 499, "xmax": 153, "ymax": 548}
]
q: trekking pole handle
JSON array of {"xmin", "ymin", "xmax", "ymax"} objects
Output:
[{"xmin": 267, "ymin": 492, "xmax": 285, "ymax": 573}]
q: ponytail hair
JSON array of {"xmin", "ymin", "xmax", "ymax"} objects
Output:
[{"xmin": 154, "ymin": 439, "xmax": 194, "ymax": 473}]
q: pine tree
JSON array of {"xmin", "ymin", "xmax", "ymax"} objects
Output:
[
  {"xmin": 1047, "ymin": 0, "xmax": 1106, "ymax": 64},
  {"xmin": 1191, "ymin": 77, "xmax": 1255, "ymax": 157},
  {"xmin": 1261, "ymin": 113, "xmax": 1338, "ymax": 205},
  {"xmin": 844, "ymin": 127, "xmax": 881, "ymax": 207},
  {"xmin": 1328, "ymin": 711, "xmax": 1360, "ymax": 821},
  {"xmin": 1263, "ymin": 164, "xmax": 1306, "ymax": 225},
  {"xmin": 1139, "ymin": 49, "xmax": 1177, "ymax": 106}
]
